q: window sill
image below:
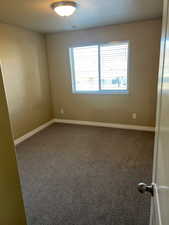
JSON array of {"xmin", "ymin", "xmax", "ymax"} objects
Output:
[{"xmin": 72, "ymin": 90, "xmax": 129, "ymax": 95}]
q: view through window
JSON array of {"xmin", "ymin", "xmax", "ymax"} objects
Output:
[{"xmin": 69, "ymin": 41, "xmax": 129, "ymax": 93}]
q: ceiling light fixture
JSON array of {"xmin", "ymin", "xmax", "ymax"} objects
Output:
[{"xmin": 51, "ymin": 1, "xmax": 78, "ymax": 17}]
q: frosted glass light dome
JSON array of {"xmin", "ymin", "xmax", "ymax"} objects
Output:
[{"xmin": 51, "ymin": 1, "xmax": 77, "ymax": 17}]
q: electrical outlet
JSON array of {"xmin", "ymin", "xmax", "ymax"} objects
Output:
[
  {"xmin": 60, "ymin": 108, "xmax": 64, "ymax": 115},
  {"xmin": 132, "ymin": 113, "xmax": 137, "ymax": 120}
]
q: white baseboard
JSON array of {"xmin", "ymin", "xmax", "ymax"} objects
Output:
[
  {"xmin": 14, "ymin": 118, "xmax": 155, "ymax": 145},
  {"xmin": 14, "ymin": 119, "xmax": 55, "ymax": 145},
  {"xmin": 54, "ymin": 119, "xmax": 155, "ymax": 132}
]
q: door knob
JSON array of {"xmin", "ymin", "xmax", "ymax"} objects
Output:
[{"xmin": 137, "ymin": 183, "xmax": 154, "ymax": 196}]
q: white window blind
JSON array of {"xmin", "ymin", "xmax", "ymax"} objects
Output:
[
  {"xmin": 100, "ymin": 43, "xmax": 128, "ymax": 91},
  {"xmin": 70, "ymin": 41, "xmax": 129, "ymax": 94}
]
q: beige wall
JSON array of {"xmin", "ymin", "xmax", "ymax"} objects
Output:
[
  {"xmin": 0, "ymin": 19, "xmax": 161, "ymax": 138},
  {"xmin": 0, "ymin": 68, "xmax": 27, "ymax": 224},
  {"xmin": 46, "ymin": 19, "xmax": 161, "ymax": 127},
  {"xmin": 0, "ymin": 23, "xmax": 52, "ymax": 139}
]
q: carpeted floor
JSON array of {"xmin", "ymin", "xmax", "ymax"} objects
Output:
[{"xmin": 16, "ymin": 124, "xmax": 154, "ymax": 225}]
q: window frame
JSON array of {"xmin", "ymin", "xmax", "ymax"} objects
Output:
[{"xmin": 69, "ymin": 41, "xmax": 130, "ymax": 95}]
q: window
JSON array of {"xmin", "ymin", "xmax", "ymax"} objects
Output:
[{"xmin": 69, "ymin": 41, "xmax": 129, "ymax": 94}]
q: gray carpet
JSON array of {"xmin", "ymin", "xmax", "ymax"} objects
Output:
[{"xmin": 16, "ymin": 124, "xmax": 154, "ymax": 225}]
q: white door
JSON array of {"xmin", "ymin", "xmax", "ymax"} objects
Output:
[
  {"xmin": 0, "ymin": 67, "xmax": 27, "ymax": 224},
  {"xmin": 144, "ymin": 0, "xmax": 169, "ymax": 224}
]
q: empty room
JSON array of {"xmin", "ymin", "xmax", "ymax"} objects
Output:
[{"xmin": 1, "ymin": 0, "xmax": 169, "ymax": 225}]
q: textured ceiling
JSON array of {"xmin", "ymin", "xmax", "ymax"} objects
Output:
[{"xmin": 0, "ymin": 0, "xmax": 163, "ymax": 33}]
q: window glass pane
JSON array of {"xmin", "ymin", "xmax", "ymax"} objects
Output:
[
  {"xmin": 100, "ymin": 43, "xmax": 128, "ymax": 91},
  {"xmin": 72, "ymin": 45, "xmax": 99, "ymax": 91}
]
